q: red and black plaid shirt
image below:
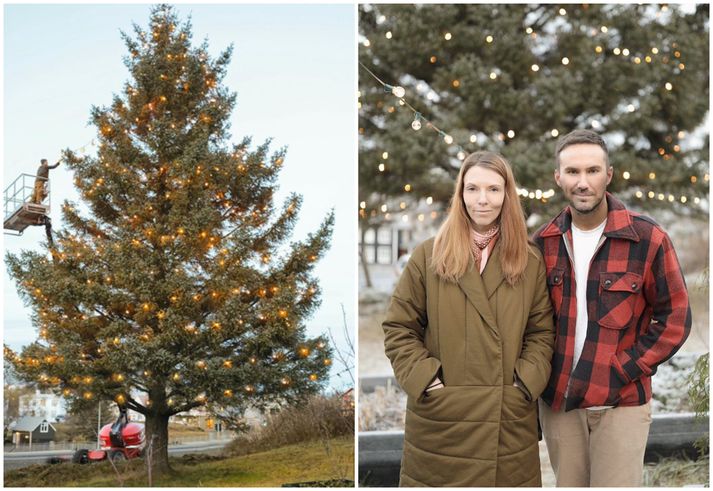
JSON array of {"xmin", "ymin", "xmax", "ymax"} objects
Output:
[{"xmin": 532, "ymin": 193, "xmax": 691, "ymax": 411}]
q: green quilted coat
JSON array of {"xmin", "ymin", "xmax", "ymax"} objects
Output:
[{"xmin": 383, "ymin": 238, "xmax": 555, "ymax": 487}]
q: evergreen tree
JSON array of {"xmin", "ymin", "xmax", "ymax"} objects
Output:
[
  {"xmin": 359, "ymin": 4, "xmax": 709, "ymax": 232},
  {"xmin": 5, "ymin": 4, "xmax": 333, "ymax": 474}
]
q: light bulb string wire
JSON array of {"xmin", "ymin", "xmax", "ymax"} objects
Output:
[
  {"xmin": 359, "ymin": 64, "xmax": 705, "ymax": 207},
  {"xmin": 359, "ymin": 62, "xmax": 465, "ymax": 155},
  {"xmin": 49, "ymin": 138, "xmax": 99, "ymax": 165}
]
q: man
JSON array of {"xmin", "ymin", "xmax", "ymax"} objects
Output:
[
  {"xmin": 32, "ymin": 158, "xmax": 60, "ymax": 204},
  {"xmin": 532, "ymin": 129, "xmax": 691, "ymax": 487}
]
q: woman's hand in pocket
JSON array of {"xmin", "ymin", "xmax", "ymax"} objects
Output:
[{"xmin": 425, "ymin": 376, "xmax": 444, "ymax": 395}]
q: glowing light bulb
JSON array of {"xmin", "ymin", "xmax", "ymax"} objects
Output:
[
  {"xmin": 391, "ymin": 86, "xmax": 405, "ymax": 98},
  {"xmin": 443, "ymin": 134, "xmax": 454, "ymax": 144},
  {"xmin": 411, "ymin": 117, "xmax": 421, "ymax": 131}
]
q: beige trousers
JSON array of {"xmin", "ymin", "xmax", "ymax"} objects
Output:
[{"xmin": 539, "ymin": 399, "xmax": 652, "ymax": 487}]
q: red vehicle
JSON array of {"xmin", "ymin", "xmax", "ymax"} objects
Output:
[{"xmin": 72, "ymin": 407, "xmax": 145, "ymax": 463}]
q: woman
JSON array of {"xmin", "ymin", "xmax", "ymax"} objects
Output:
[{"xmin": 383, "ymin": 151, "xmax": 555, "ymax": 487}]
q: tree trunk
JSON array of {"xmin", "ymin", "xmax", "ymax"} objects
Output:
[
  {"xmin": 360, "ymin": 227, "xmax": 373, "ymax": 288},
  {"xmin": 144, "ymin": 412, "xmax": 172, "ymax": 476}
]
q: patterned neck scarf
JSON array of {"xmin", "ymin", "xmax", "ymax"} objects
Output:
[{"xmin": 470, "ymin": 225, "xmax": 500, "ymax": 272}]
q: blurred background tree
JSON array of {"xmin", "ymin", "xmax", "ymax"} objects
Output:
[{"xmin": 358, "ymin": 3, "xmax": 709, "ymax": 237}]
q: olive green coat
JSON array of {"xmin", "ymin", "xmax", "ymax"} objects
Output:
[{"xmin": 383, "ymin": 238, "xmax": 555, "ymax": 487}]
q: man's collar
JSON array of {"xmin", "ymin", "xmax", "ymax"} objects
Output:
[{"xmin": 539, "ymin": 192, "xmax": 640, "ymax": 242}]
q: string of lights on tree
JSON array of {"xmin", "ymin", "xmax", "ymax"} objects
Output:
[
  {"xmin": 358, "ymin": 5, "xmax": 707, "ymax": 219},
  {"xmin": 6, "ymin": 7, "xmax": 333, "ymax": 415}
]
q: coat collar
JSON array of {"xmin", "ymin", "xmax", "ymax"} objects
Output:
[
  {"xmin": 457, "ymin": 242, "xmax": 505, "ymax": 335},
  {"xmin": 538, "ymin": 192, "xmax": 640, "ymax": 242}
]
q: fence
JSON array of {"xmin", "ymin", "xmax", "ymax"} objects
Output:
[{"xmin": 4, "ymin": 431, "xmax": 235, "ymax": 453}]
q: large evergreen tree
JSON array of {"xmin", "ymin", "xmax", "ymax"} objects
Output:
[
  {"xmin": 359, "ymin": 4, "xmax": 709, "ymax": 231},
  {"xmin": 5, "ymin": 5, "xmax": 333, "ymax": 474}
]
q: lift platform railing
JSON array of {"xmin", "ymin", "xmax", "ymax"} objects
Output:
[
  {"xmin": 3, "ymin": 174, "xmax": 52, "ymax": 235},
  {"xmin": 4, "ymin": 173, "xmax": 50, "ymax": 221}
]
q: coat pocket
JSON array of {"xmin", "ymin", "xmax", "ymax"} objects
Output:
[
  {"xmin": 598, "ymin": 272, "xmax": 643, "ymax": 329},
  {"xmin": 501, "ymin": 384, "xmax": 535, "ymax": 421},
  {"xmin": 403, "ymin": 386, "xmax": 501, "ymax": 483}
]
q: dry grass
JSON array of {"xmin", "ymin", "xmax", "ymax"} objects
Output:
[
  {"xmin": 359, "ymin": 385, "xmax": 406, "ymax": 431},
  {"xmin": 225, "ymin": 394, "xmax": 353, "ymax": 457},
  {"xmin": 4, "ymin": 436, "xmax": 354, "ymax": 487},
  {"xmin": 644, "ymin": 454, "xmax": 709, "ymax": 487}
]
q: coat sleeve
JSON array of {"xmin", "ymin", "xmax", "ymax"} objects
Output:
[
  {"xmin": 514, "ymin": 252, "xmax": 555, "ymax": 400},
  {"xmin": 611, "ymin": 229, "xmax": 692, "ymax": 384},
  {"xmin": 382, "ymin": 243, "xmax": 441, "ymax": 400}
]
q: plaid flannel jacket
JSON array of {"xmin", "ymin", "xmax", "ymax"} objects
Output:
[{"xmin": 532, "ymin": 193, "xmax": 691, "ymax": 411}]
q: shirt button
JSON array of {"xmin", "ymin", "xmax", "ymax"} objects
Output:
[
  {"xmin": 604, "ymin": 279, "xmax": 612, "ymax": 288},
  {"xmin": 632, "ymin": 283, "xmax": 638, "ymax": 290}
]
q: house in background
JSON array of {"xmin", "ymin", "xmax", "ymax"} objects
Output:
[
  {"xmin": 359, "ymin": 199, "xmax": 441, "ymax": 292},
  {"xmin": 18, "ymin": 390, "xmax": 66, "ymax": 422},
  {"xmin": 10, "ymin": 416, "xmax": 56, "ymax": 447}
]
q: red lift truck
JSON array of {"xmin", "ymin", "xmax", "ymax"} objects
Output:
[{"xmin": 72, "ymin": 407, "xmax": 145, "ymax": 463}]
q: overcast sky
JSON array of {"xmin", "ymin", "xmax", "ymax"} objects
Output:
[{"xmin": 3, "ymin": 4, "xmax": 356, "ymax": 390}]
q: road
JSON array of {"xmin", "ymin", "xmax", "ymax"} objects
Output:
[{"xmin": 4, "ymin": 439, "xmax": 231, "ymax": 471}]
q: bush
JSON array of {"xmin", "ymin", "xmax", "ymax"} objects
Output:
[
  {"xmin": 687, "ymin": 352, "xmax": 709, "ymax": 456},
  {"xmin": 226, "ymin": 394, "xmax": 353, "ymax": 456}
]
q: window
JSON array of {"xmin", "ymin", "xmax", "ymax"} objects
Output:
[
  {"xmin": 40, "ymin": 422, "xmax": 49, "ymax": 433},
  {"xmin": 359, "ymin": 226, "xmax": 393, "ymax": 265}
]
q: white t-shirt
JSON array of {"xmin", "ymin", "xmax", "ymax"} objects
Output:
[{"xmin": 571, "ymin": 219, "xmax": 612, "ymax": 410}]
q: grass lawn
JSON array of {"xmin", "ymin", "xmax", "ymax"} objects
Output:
[{"xmin": 4, "ymin": 436, "xmax": 353, "ymax": 487}]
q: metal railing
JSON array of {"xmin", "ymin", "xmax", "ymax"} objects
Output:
[{"xmin": 3, "ymin": 173, "xmax": 50, "ymax": 221}]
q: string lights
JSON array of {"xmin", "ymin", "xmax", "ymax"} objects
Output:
[
  {"xmin": 7, "ymin": 12, "xmax": 336, "ymax": 415},
  {"xmin": 359, "ymin": 6, "xmax": 706, "ymax": 217}
]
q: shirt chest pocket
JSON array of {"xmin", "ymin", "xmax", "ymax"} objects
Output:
[
  {"xmin": 547, "ymin": 268, "xmax": 565, "ymax": 317},
  {"xmin": 598, "ymin": 272, "xmax": 643, "ymax": 329}
]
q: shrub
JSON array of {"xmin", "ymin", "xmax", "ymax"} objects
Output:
[
  {"xmin": 226, "ymin": 394, "xmax": 353, "ymax": 456},
  {"xmin": 687, "ymin": 352, "xmax": 709, "ymax": 456}
]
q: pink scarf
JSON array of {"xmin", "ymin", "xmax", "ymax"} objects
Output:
[{"xmin": 470, "ymin": 225, "xmax": 499, "ymax": 273}]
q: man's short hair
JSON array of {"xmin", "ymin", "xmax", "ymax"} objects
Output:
[
  {"xmin": 555, "ymin": 129, "xmax": 609, "ymax": 168},
  {"xmin": 40, "ymin": 158, "xmax": 48, "ymax": 165}
]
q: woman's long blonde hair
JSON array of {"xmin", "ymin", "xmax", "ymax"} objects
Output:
[{"xmin": 432, "ymin": 151, "xmax": 529, "ymax": 286}]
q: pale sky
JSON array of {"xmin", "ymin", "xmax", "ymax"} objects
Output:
[{"xmin": 3, "ymin": 4, "xmax": 356, "ymax": 390}]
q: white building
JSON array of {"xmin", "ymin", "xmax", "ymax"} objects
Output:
[{"xmin": 18, "ymin": 390, "xmax": 67, "ymax": 422}]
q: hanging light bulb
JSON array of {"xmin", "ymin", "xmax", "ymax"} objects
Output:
[
  {"xmin": 411, "ymin": 113, "xmax": 422, "ymax": 131},
  {"xmin": 443, "ymin": 134, "xmax": 454, "ymax": 144},
  {"xmin": 392, "ymin": 86, "xmax": 406, "ymax": 98}
]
